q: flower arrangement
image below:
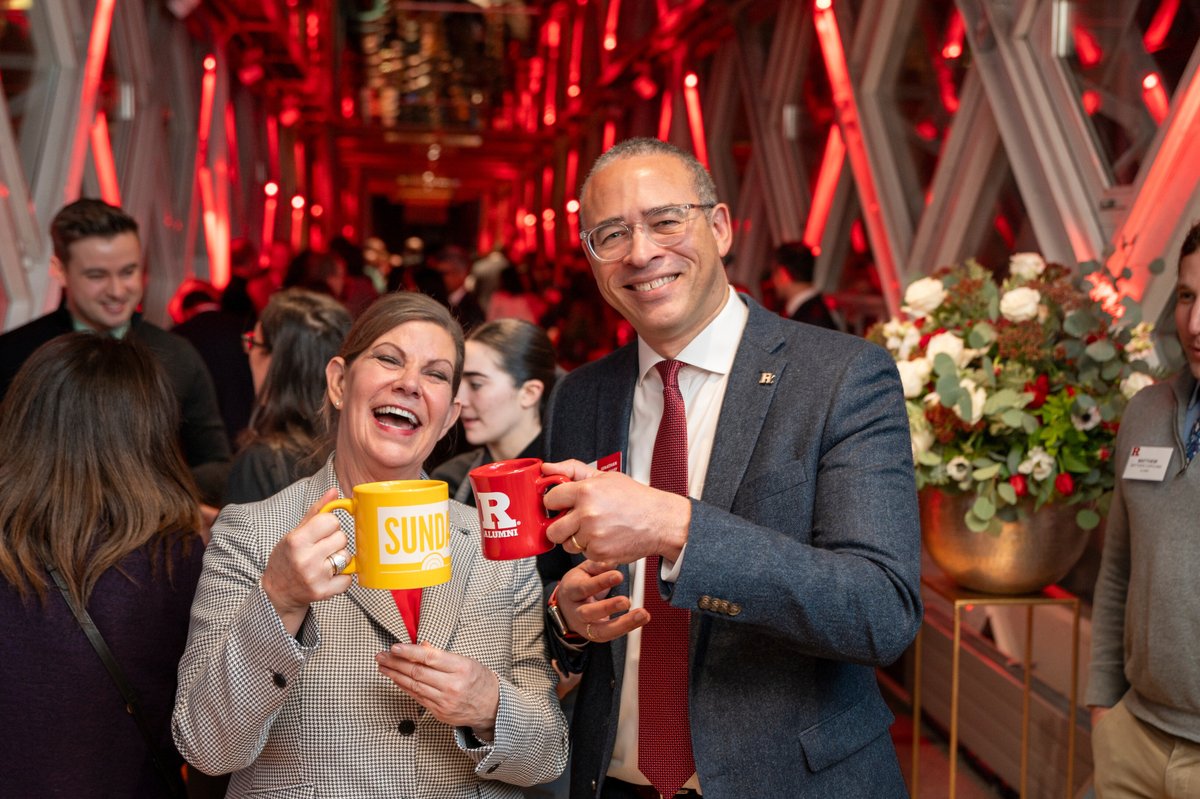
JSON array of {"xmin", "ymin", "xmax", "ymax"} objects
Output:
[{"xmin": 868, "ymin": 253, "xmax": 1166, "ymax": 534}]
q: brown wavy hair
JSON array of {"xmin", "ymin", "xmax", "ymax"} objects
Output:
[{"xmin": 0, "ymin": 334, "xmax": 200, "ymax": 607}]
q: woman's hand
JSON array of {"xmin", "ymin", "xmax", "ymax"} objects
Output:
[
  {"xmin": 376, "ymin": 643, "xmax": 501, "ymax": 741},
  {"xmin": 261, "ymin": 488, "xmax": 352, "ymax": 635}
]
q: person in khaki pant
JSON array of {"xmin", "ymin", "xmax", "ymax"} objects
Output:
[{"xmin": 1087, "ymin": 223, "xmax": 1200, "ymax": 797}]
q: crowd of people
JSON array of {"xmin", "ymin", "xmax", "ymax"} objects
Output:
[{"xmin": 0, "ymin": 137, "xmax": 1197, "ymax": 798}]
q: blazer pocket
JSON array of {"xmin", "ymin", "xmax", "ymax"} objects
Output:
[
  {"xmin": 798, "ymin": 692, "xmax": 894, "ymax": 773},
  {"xmin": 736, "ymin": 461, "xmax": 809, "ymax": 506},
  {"xmin": 242, "ymin": 784, "xmax": 315, "ymax": 798}
]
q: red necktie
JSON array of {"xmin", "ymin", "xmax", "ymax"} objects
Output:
[{"xmin": 638, "ymin": 358, "xmax": 696, "ymax": 797}]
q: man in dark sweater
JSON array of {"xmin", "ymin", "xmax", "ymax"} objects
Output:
[
  {"xmin": 769, "ymin": 241, "xmax": 843, "ymax": 330},
  {"xmin": 0, "ymin": 199, "xmax": 230, "ymax": 503}
]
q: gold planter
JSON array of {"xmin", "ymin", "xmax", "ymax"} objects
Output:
[{"xmin": 919, "ymin": 489, "xmax": 1092, "ymax": 595}]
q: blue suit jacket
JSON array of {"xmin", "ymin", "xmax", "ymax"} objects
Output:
[{"xmin": 544, "ymin": 296, "xmax": 922, "ymax": 797}]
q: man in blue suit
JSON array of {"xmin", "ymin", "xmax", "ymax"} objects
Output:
[{"xmin": 540, "ymin": 138, "xmax": 922, "ymax": 798}]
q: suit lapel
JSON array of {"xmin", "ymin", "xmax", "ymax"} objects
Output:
[
  {"xmin": 414, "ymin": 502, "xmax": 478, "ymax": 649},
  {"xmin": 702, "ymin": 300, "xmax": 787, "ymax": 511},
  {"xmin": 593, "ymin": 344, "xmax": 637, "ymax": 465}
]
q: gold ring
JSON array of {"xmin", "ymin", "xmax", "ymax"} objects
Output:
[
  {"xmin": 571, "ymin": 534, "xmax": 585, "ymax": 553},
  {"xmin": 585, "ymin": 622, "xmax": 593, "ymax": 640}
]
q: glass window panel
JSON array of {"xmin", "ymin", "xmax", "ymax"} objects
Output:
[
  {"xmin": 1057, "ymin": 0, "xmax": 1200, "ymax": 185},
  {"xmin": 885, "ymin": 0, "xmax": 970, "ymax": 224},
  {"xmin": 0, "ymin": 9, "xmax": 35, "ymax": 140}
]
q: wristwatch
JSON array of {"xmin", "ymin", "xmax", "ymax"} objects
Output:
[{"xmin": 547, "ymin": 584, "xmax": 586, "ymax": 643}]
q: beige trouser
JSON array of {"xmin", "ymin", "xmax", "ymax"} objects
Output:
[{"xmin": 1093, "ymin": 697, "xmax": 1200, "ymax": 798}]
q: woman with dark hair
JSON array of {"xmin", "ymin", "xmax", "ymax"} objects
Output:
[
  {"xmin": 0, "ymin": 333, "xmax": 203, "ymax": 797},
  {"xmin": 226, "ymin": 288, "xmax": 353, "ymax": 504},
  {"xmin": 174, "ymin": 292, "xmax": 567, "ymax": 798},
  {"xmin": 431, "ymin": 318, "xmax": 558, "ymax": 507}
]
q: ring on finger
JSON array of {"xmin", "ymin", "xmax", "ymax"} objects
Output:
[
  {"xmin": 585, "ymin": 622, "xmax": 594, "ymax": 641},
  {"xmin": 327, "ymin": 551, "xmax": 349, "ymax": 577},
  {"xmin": 571, "ymin": 534, "xmax": 586, "ymax": 553}
]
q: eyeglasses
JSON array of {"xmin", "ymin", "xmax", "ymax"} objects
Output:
[
  {"xmin": 579, "ymin": 203, "xmax": 716, "ymax": 262},
  {"xmin": 241, "ymin": 331, "xmax": 269, "ymax": 354}
]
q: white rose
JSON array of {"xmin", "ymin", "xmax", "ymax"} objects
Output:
[
  {"xmin": 946, "ymin": 456, "xmax": 971, "ymax": 483},
  {"xmin": 926, "ymin": 331, "xmax": 966, "ymax": 368},
  {"xmin": 950, "ymin": 378, "xmax": 987, "ymax": 425},
  {"xmin": 999, "ymin": 287, "xmax": 1042, "ymax": 322},
  {"xmin": 1009, "ymin": 252, "xmax": 1046, "ymax": 282},
  {"xmin": 911, "ymin": 426, "xmax": 934, "ymax": 460},
  {"xmin": 1127, "ymin": 322, "xmax": 1155, "ymax": 356},
  {"xmin": 896, "ymin": 358, "xmax": 933, "ymax": 399},
  {"xmin": 903, "ymin": 277, "xmax": 947, "ymax": 317},
  {"xmin": 1120, "ymin": 372, "xmax": 1155, "ymax": 399}
]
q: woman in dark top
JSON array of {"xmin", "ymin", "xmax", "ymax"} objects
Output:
[
  {"xmin": 0, "ymin": 334, "xmax": 204, "ymax": 798},
  {"xmin": 226, "ymin": 288, "xmax": 352, "ymax": 503},
  {"xmin": 431, "ymin": 318, "xmax": 558, "ymax": 506}
]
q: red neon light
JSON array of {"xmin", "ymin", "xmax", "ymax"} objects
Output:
[
  {"xmin": 850, "ymin": 219, "xmax": 867, "ymax": 253},
  {"xmin": 814, "ymin": 3, "xmax": 902, "ymax": 314},
  {"xmin": 264, "ymin": 181, "xmax": 280, "ymax": 197},
  {"xmin": 1142, "ymin": 72, "xmax": 1170, "ymax": 123},
  {"xmin": 815, "ymin": 0, "xmax": 832, "ymax": 9},
  {"xmin": 69, "ymin": 0, "xmax": 117, "ymax": 198},
  {"xmin": 566, "ymin": 148, "xmax": 580, "ymax": 201},
  {"xmin": 804, "ymin": 126, "xmax": 845, "ymax": 250},
  {"xmin": 290, "ymin": 206, "xmax": 304, "ymax": 254},
  {"xmin": 1082, "ymin": 89, "xmax": 1101, "ymax": 115},
  {"xmin": 261, "ymin": 196, "xmax": 278, "ymax": 258},
  {"xmin": 568, "ymin": 84, "xmax": 581, "ymax": 98},
  {"xmin": 543, "ymin": 209, "xmax": 555, "ymax": 222},
  {"xmin": 994, "ymin": 214, "xmax": 1015, "ymax": 249},
  {"xmin": 569, "ymin": 13, "xmax": 584, "ymax": 86},
  {"xmin": 547, "ymin": 19, "xmax": 560, "ymax": 48},
  {"xmin": 658, "ymin": 88, "xmax": 673, "ymax": 141},
  {"xmin": 603, "ymin": 120, "xmax": 616, "ymax": 151},
  {"xmin": 1072, "ymin": 26, "xmax": 1103, "ymax": 69},
  {"xmin": 942, "ymin": 11, "xmax": 965, "ymax": 61},
  {"xmin": 933, "ymin": 56, "xmax": 960, "ymax": 113},
  {"xmin": 279, "ymin": 106, "xmax": 301, "ymax": 127},
  {"xmin": 566, "ymin": 199, "xmax": 580, "ymax": 213},
  {"xmin": 291, "ymin": 194, "xmax": 306, "ymax": 210},
  {"xmin": 682, "ymin": 75, "xmax": 708, "ymax": 168},
  {"xmin": 311, "ymin": 204, "xmax": 324, "ymax": 218},
  {"xmin": 341, "ymin": 96, "xmax": 355, "ymax": 119},
  {"xmin": 203, "ymin": 54, "xmax": 216, "ymax": 71},
  {"xmin": 1144, "ymin": 0, "xmax": 1180, "ymax": 53},
  {"xmin": 914, "ymin": 119, "xmax": 938, "ymax": 141},
  {"xmin": 523, "ymin": 212, "xmax": 537, "ymax": 227},
  {"xmin": 603, "ymin": 0, "xmax": 621, "ymax": 51},
  {"xmin": 198, "ymin": 71, "xmax": 217, "ymax": 148},
  {"xmin": 90, "ymin": 112, "xmax": 121, "ymax": 206}
]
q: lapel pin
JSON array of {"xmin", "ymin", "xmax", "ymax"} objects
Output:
[{"xmin": 759, "ymin": 372, "xmax": 776, "ymax": 385}]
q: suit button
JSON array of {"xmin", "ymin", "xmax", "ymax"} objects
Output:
[
  {"xmin": 271, "ymin": 672, "xmax": 287, "ymax": 688},
  {"xmin": 729, "ymin": 603, "xmax": 742, "ymax": 616},
  {"xmin": 397, "ymin": 719, "xmax": 416, "ymax": 736},
  {"xmin": 591, "ymin": 779, "xmax": 598, "ymax": 793},
  {"xmin": 609, "ymin": 678, "xmax": 616, "ymax": 690}
]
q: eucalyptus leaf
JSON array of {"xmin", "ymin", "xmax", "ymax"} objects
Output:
[
  {"xmin": 1001, "ymin": 408, "xmax": 1025, "ymax": 427},
  {"xmin": 1101, "ymin": 360, "xmax": 1123, "ymax": 381},
  {"xmin": 965, "ymin": 511, "xmax": 991, "ymax": 532},
  {"xmin": 997, "ymin": 483, "xmax": 1018, "ymax": 505},
  {"xmin": 1120, "ymin": 297, "xmax": 1142, "ymax": 326},
  {"xmin": 973, "ymin": 496, "xmax": 995, "ymax": 520},
  {"xmin": 936, "ymin": 373, "xmax": 962, "ymax": 405},
  {"xmin": 1074, "ymin": 392, "xmax": 1097, "ymax": 410},
  {"xmin": 917, "ymin": 451, "xmax": 942, "ymax": 466},
  {"xmin": 932, "ymin": 352, "xmax": 958, "ymax": 376},
  {"xmin": 1085, "ymin": 339, "xmax": 1117, "ymax": 362},
  {"xmin": 1079, "ymin": 260, "xmax": 1100, "ymax": 275},
  {"xmin": 1148, "ymin": 257, "xmax": 1165, "ymax": 275},
  {"xmin": 1064, "ymin": 310, "xmax": 1095, "ymax": 338},
  {"xmin": 972, "ymin": 463, "xmax": 1001, "ymax": 481},
  {"xmin": 1076, "ymin": 508, "xmax": 1101, "ymax": 530}
]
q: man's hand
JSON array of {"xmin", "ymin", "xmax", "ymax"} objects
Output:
[
  {"xmin": 376, "ymin": 643, "xmax": 500, "ymax": 741},
  {"xmin": 542, "ymin": 459, "xmax": 691, "ymax": 565},
  {"xmin": 555, "ymin": 560, "xmax": 649, "ymax": 643}
]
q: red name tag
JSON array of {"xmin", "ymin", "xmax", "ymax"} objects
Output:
[{"xmin": 595, "ymin": 451, "xmax": 622, "ymax": 473}]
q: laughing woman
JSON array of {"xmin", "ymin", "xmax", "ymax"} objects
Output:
[{"xmin": 173, "ymin": 293, "xmax": 567, "ymax": 798}]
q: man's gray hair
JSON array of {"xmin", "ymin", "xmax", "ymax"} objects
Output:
[{"xmin": 580, "ymin": 138, "xmax": 718, "ymax": 215}]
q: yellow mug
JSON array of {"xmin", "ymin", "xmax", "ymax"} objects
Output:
[{"xmin": 320, "ymin": 480, "xmax": 452, "ymax": 589}]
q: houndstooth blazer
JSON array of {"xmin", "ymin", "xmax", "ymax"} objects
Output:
[{"xmin": 173, "ymin": 458, "xmax": 568, "ymax": 798}]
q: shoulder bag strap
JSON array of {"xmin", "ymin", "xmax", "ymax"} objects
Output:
[{"xmin": 47, "ymin": 565, "xmax": 185, "ymax": 799}]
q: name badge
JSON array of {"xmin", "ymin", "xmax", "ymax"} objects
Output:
[
  {"xmin": 1122, "ymin": 445, "xmax": 1173, "ymax": 481},
  {"xmin": 590, "ymin": 451, "xmax": 623, "ymax": 473}
]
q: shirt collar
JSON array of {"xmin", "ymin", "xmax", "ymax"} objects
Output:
[
  {"xmin": 70, "ymin": 314, "xmax": 131, "ymax": 339},
  {"xmin": 636, "ymin": 285, "xmax": 748, "ymax": 381}
]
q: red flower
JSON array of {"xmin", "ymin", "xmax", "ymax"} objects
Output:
[
  {"xmin": 1066, "ymin": 386, "xmax": 1076, "ymax": 397},
  {"xmin": 1009, "ymin": 474, "xmax": 1028, "ymax": 497},
  {"xmin": 1055, "ymin": 473, "xmax": 1075, "ymax": 496},
  {"xmin": 1024, "ymin": 374, "xmax": 1050, "ymax": 409},
  {"xmin": 1099, "ymin": 447, "xmax": 1111, "ymax": 461}
]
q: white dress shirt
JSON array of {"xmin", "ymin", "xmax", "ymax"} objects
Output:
[{"xmin": 606, "ymin": 286, "xmax": 748, "ymax": 790}]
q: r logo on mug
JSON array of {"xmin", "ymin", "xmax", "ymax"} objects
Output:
[
  {"xmin": 321, "ymin": 480, "xmax": 452, "ymax": 589},
  {"xmin": 468, "ymin": 458, "xmax": 570, "ymax": 560}
]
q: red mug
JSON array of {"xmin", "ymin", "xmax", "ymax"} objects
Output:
[{"xmin": 468, "ymin": 458, "xmax": 570, "ymax": 560}]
